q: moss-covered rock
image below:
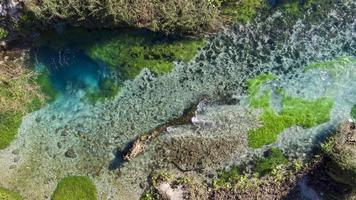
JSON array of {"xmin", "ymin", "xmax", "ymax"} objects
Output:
[
  {"xmin": 0, "ymin": 187, "xmax": 22, "ymax": 200},
  {"xmin": 51, "ymin": 176, "xmax": 97, "ymax": 200},
  {"xmin": 324, "ymin": 122, "xmax": 356, "ymax": 186}
]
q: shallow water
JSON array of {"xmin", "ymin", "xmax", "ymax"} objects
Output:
[{"xmin": 0, "ymin": 0, "xmax": 355, "ymax": 199}]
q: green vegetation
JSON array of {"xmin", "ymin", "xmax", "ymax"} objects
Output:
[
  {"xmin": 351, "ymin": 105, "xmax": 356, "ymax": 119},
  {"xmin": 212, "ymin": 148, "xmax": 289, "ymax": 189},
  {"xmin": 212, "ymin": 166, "xmax": 242, "ymax": 188},
  {"xmin": 0, "ymin": 27, "xmax": 8, "ymax": 40},
  {"xmin": 304, "ymin": 56, "xmax": 356, "ymax": 73},
  {"xmin": 24, "ymin": 0, "xmax": 219, "ymax": 34},
  {"xmin": 87, "ymin": 32, "xmax": 205, "ymax": 79},
  {"xmin": 254, "ymin": 148, "xmax": 288, "ymax": 176},
  {"xmin": 0, "ymin": 60, "xmax": 47, "ymax": 150},
  {"xmin": 0, "ymin": 187, "xmax": 22, "ymax": 200},
  {"xmin": 247, "ymin": 74, "xmax": 334, "ymax": 148},
  {"xmin": 35, "ymin": 69, "xmax": 58, "ymax": 102},
  {"xmin": 220, "ymin": 0, "xmax": 267, "ymax": 23},
  {"xmin": 51, "ymin": 176, "xmax": 97, "ymax": 200},
  {"xmin": 0, "ymin": 113, "xmax": 22, "ymax": 149},
  {"xmin": 140, "ymin": 190, "xmax": 160, "ymax": 200},
  {"xmin": 85, "ymin": 78, "xmax": 120, "ymax": 103}
]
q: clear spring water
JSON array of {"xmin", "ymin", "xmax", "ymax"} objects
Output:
[
  {"xmin": 0, "ymin": 0, "xmax": 355, "ymax": 199},
  {"xmin": 33, "ymin": 46, "xmax": 111, "ymax": 98}
]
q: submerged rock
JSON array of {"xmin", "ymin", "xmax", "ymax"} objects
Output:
[{"xmin": 65, "ymin": 148, "xmax": 77, "ymax": 158}]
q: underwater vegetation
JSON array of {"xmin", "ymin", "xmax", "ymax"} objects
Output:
[
  {"xmin": 247, "ymin": 73, "xmax": 333, "ymax": 148},
  {"xmin": 51, "ymin": 176, "xmax": 97, "ymax": 200},
  {"xmin": 0, "ymin": 187, "xmax": 22, "ymax": 200},
  {"xmin": 33, "ymin": 28, "xmax": 205, "ymax": 102},
  {"xmin": 87, "ymin": 32, "xmax": 205, "ymax": 79},
  {"xmin": 352, "ymin": 105, "xmax": 356, "ymax": 119},
  {"xmin": 304, "ymin": 56, "xmax": 356, "ymax": 73},
  {"xmin": 212, "ymin": 148, "xmax": 288, "ymax": 188}
]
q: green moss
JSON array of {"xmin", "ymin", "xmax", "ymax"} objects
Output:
[
  {"xmin": 351, "ymin": 105, "xmax": 356, "ymax": 119},
  {"xmin": 247, "ymin": 74, "xmax": 334, "ymax": 148},
  {"xmin": 247, "ymin": 73, "xmax": 276, "ymax": 109},
  {"xmin": 220, "ymin": 0, "xmax": 268, "ymax": 23},
  {"xmin": 212, "ymin": 166, "xmax": 242, "ymax": 188},
  {"xmin": 0, "ymin": 187, "xmax": 22, "ymax": 200},
  {"xmin": 304, "ymin": 56, "xmax": 356, "ymax": 72},
  {"xmin": 87, "ymin": 32, "xmax": 205, "ymax": 79},
  {"xmin": 85, "ymin": 78, "xmax": 120, "ymax": 103},
  {"xmin": 0, "ymin": 112, "xmax": 22, "ymax": 150},
  {"xmin": 253, "ymin": 148, "xmax": 288, "ymax": 176},
  {"xmin": 0, "ymin": 27, "xmax": 8, "ymax": 40},
  {"xmin": 51, "ymin": 176, "xmax": 97, "ymax": 200},
  {"xmin": 35, "ymin": 70, "xmax": 58, "ymax": 102}
]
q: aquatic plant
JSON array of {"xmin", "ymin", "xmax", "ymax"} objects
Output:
[
  {"xmin": 253, "ymin": 148, "xmax": 288, "ymax": 176},
  {"xmin": 247, "ymin": 74, "xmax": 333, "ymax": 148},
  {"xmin": 304, "ymin": 56, "xmax": 356, "ymax": 73},
  {"xmin": 87, "ymin": 33, "xmax": 206, "ymax": 79},
  {"xmin": 0, "ymin": 187, "xmax": 22, "ymax": 200},
  {"xmin": 352, "ymin": 105, "xmax": 356, "ymax": 119},
  {"xmin": 212, "ymin": 166, "xmax": 242, "ymax": 188},
  {"xmin": 35, "ymin": 69, "xmax": 58, "ymax": 102},
  {"xmin": 51, "ymin": 176, "xmax": 97, "ymax": 200}
]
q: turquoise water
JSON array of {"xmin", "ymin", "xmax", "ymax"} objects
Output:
[
  {"xmin": 0, "ymin": 1, "xmax": 355, "ymax": 199},
  {"xmin": 33, "ymin": 46, "xmax": 111, "ymax": 98}
]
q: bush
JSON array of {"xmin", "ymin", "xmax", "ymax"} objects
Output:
[{"xmin": 24, "ymin": 0, "xmax": 219, "ymax": 34}]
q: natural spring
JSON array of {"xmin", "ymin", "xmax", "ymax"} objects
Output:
[{"xmin": 0, "ymin": 0, "xmax": 355, "ymax": 199}]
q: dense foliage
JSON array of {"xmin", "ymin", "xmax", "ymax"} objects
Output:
[{"xmin": 24, "ymin": 0, "xmax": 219, "ymax": 34}]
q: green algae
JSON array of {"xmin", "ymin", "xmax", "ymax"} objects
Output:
[
  {"xmin": 0, "ymin": 187, "xmax": 22, "ymax": 200},
  {"xmin": 87, "ymin": 32, "xmax": 205, "ymax": 79},
  {"xmin": 304, "ymin": 56, "xmax": 356, "ymax": 73},
  {"xmin": 35, "ymin": 70, "xmax": 58, "ymax": 103},
  {"xmin": 247, "ymin": 74, "xmax": 334, "ymax": 148},
  {"xmin": 254, "ymin": 148, "xmax": 287, "ymax": 176},
  {"xmin": 212, "ymin": 148, "xmax": 287, "ymax": 188},
  {"xmin": 212, "ymin": 166, "xmax": 242, "ymax": 188},
  {"xmin": 351, "ymin": 105, "xmax": 356, "ymax": 119},
  {"xmin": 85, "ymin": 78, "xmax": 120, "ymax": 103},
  {"xmin": 51, "ymin": 176, "xmax": 97, "ymax": 200}
]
